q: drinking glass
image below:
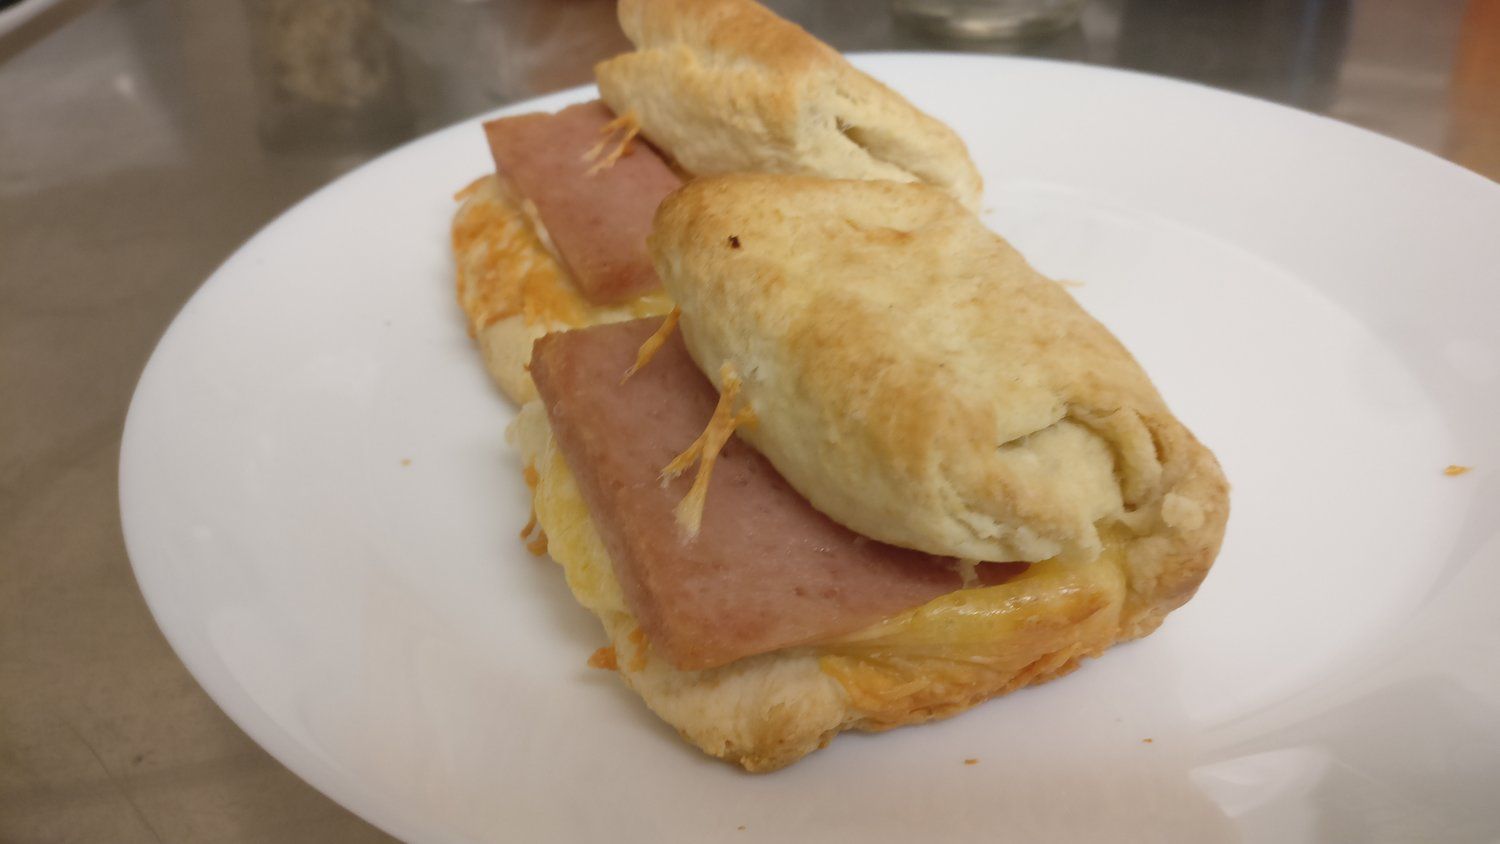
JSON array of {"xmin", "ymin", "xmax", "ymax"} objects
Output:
[{"xmin": 890, "ymin": 0, "xmax": 1083, "ymax": 39}]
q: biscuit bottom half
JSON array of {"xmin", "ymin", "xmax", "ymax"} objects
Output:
[{"xmin": 509, "ymin": 402, "xmax": 1199, "ymax": 772}]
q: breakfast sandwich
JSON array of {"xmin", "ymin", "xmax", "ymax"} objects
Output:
[
  {"xmin": 511, "ymin": 176, "xmax": 1229, "ymax": 771},
  {"xmin": 451, "ymin": 0, "xmax": 980, "ymax": 403},
  {"xmin": 448, "ymin": 0, "xmax": 1228, "ymax": 772}
]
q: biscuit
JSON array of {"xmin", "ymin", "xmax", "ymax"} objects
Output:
[
  {"xmin": 650, "ymin": 175, "xmax": 1229, "ymax": 568},
  {"xmin": 596, "ymin": 0, "xmax": 983, "ymax": 208}
]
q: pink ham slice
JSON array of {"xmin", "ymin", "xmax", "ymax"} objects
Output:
[
  {"xmin": 484, "ymin": 101, "xmax": 681, "ymax": 305},
  {"xmin": 531, "ymin": 317, "xmax": 1025, "ymax": 670}
]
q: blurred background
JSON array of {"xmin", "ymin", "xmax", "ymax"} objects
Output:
[{"xmin": 2, "ymin": 1, "xmax": 1496, "ymax": 841}]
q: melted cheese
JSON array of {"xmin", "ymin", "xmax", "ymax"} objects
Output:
[
  {"xmin": 453, "ymin": 175, "xmax": 587, "ymax": 334},
  {"xmin": 452, "ymin": 174, "xmax": 672, "ymax": 337},
  {"xmin": 817, "ymin": 544, "xmax": 1125, "ymax": 726},
  {"xmin": 531, "ymin": 434, "xmax": 630, "ymax": 618},
  {"xmin": 588, "ymin": 646, "xmax": 618, "ymax": 670}
]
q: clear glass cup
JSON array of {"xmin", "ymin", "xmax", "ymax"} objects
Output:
[
  {"xmin": 890, "ymin": 0, "xmax": 1083, "ymax": 40},
  {"xmin": 241, "ymin": 0, "xmax": 414, "ymax": 154}
]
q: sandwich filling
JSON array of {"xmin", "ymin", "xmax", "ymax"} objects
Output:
[
  {"xmin": 483, "ymin": 100, "xmax": 681, "ymax": 304},
  {"xmin": 528, "ymin": 316, "xmax": 1090, "ymax": 671},
  {"xmin": 515, "ymin": 368, "xmax": 1132, "ymax": 741},
  {"xmin": 454, "ymin": 100, "xmax": 679, "ymax": 401}
]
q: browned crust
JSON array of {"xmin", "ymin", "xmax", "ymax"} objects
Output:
[{"xmin": 596, "ymin": 0, "xmax": 983, "ymax": 207}]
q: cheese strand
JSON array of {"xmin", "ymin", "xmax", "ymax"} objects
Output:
[
  {"xmin": 661, "ymin": 362, "xmax": 756, "ymax": 538},
  {"xmin": 582, "ymin": 110, "xmax": 641, "ymax": 176},
  {"xmin": 621, "ymin": 307, "xmax": 680, "ymax": 383}
]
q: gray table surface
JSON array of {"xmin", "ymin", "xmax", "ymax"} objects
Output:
[{"xmin": 2, "ymin": 1, "xmax": 1495, "ymax": 841}]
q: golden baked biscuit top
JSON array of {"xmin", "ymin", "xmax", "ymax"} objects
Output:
[
  {"xmin": 650, "ymin": 174, "xmax": 1226, "ymax": 564},
  {"xmin": 596, "ymin": 0, "xmax": 983, "ymax": 208}
]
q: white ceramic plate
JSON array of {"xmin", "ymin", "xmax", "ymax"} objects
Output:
[{"xmin": 120, "ymin": 55, "xmax": 1500, "ymax": 843}]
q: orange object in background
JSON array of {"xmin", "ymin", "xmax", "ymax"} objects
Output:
[{"xmin": 1451, "ymin": 0, "xmax": 1500, "ymax": 179}]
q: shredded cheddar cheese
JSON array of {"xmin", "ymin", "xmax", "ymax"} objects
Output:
[
  {"xmin": 583, "ymin": 110, "xmax": 642, "ymax": 176},
  {"xmin": 527, "ymin": 532, "xmax": 549, "ymax": 556},
  {"xmin": 453, "ymin": 175, "xmax": 589, "ymax": 334},
  {"xmin": 453, "ymin": 175, "xmax": 489, "ymax": 202},
  {"xmin": 661, "ymin": 362, "xmax": 757, "ymax": 538},
  {"xmin": 1444, "ymin": 464, "xmax": 1473, "ymax": 476},
  {"xmin": 622, "ymin": 307, "xmax": 681, "ymax": 383},
  {"xmin": 627, "ymin": 627, "xmax": 650, "ymax": 672},
  {"xmin": 588, "ymin": 646, "xmax": 618, "ymax": 670},
  {"xmin": 520, "ymin": 507, "xmax": 549, "ymax": 556}
]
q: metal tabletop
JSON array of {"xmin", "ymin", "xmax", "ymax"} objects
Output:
[{"xmin": 2, "ymin": 1, "xmax": 1495, "ymax": 841}]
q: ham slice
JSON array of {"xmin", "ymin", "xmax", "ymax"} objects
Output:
[
  {"xmin": 531, "ymin": 317, "xmax": 1025, "ymax": 670},
  {"xmin": 484, "ymin": 101, "xmax": 680, "ymax": 305}
]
